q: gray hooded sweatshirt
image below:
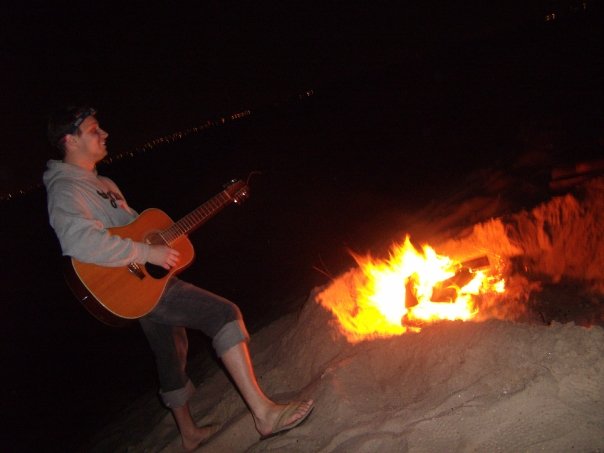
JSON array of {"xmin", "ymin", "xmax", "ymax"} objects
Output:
[{"xmin": 43, "ymin": 159, "xmax": 151, "ymax": 266}]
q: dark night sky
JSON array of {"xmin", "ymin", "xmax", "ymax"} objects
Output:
[{"xmin": 0, "ymin": 1, "xmax": 558, "ymax": 197}]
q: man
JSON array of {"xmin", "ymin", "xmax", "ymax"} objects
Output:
[{"xmin": 43, "ymin": 106, "xmax": 314, "ymax": 451}]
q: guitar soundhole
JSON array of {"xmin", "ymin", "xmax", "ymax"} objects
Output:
[
  {"xmin": 144, "ymin": 231, "xmax": 170, "ymax": 279},
  {"xmin": 145, "ymin": 263, "xmax": 169, "ymax": 279}
]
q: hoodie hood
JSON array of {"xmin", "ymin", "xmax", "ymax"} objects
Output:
[{"xmin": 43, "ymin": 159, "xmax": 98, "ymax": 191}]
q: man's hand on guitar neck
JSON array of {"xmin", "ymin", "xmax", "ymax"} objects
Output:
[{"xmin": 147, "ymin": 245, "xmax": 181, "ymax": 270}]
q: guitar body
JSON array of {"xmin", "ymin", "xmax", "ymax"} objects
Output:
[{"xmin": 65, "ymin": 208, "xmax": 195, "ymax": 326}]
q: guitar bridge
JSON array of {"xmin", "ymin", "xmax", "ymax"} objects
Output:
[{"xmin": 127, "ymin": 262, "xmax": 146, "ymax": 280}]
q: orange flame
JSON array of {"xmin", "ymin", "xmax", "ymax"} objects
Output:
[{"xmin": 317, "ymin": 235, "xmax": 506, "ymax": 342}]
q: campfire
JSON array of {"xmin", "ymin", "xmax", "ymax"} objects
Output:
[
  {"xmin": 317, "ymin": 235, "xmax": 507, "ymax": 343},
  {"xmin": 317, "ymin": 175, "xmax": 604, "ymax": 343}
]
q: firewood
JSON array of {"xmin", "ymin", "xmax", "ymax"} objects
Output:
[
  {"xmin": 431, "ymin": 268, "xmax": 474, "ymax": 302},
  {"xmin": 430, "ymin": 255, "xmax": 490, "ymax": 302},
  {"xmin": 460, "ymin": 255, "xmax": 490, "ymax": 270}
]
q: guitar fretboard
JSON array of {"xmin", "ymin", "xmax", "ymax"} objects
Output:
[{"xmin": 161, "ymin": 191, "xmax": 233, "ymax": 244}]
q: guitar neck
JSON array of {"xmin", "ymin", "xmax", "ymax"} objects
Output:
[{"xmin": 161, "ymin": 190, "xmax": 235, "ymax": 243}]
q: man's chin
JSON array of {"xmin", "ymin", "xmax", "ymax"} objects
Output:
[{"xmin": 96, "ymin": 150, "xmax": 108, "ymax": 162}]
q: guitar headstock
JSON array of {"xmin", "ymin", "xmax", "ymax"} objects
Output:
[{"xmin": 224, "ymin": 179, "xmax": 250, "ymax": 204}]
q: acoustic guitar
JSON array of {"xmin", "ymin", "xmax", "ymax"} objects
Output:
[{"xmin": 63, "ymin": 179, "xmax": 249, "ymax": 326}]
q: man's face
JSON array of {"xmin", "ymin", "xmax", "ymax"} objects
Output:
[{"xmin": 71, "ymin": 116, "xmax": 109, "ymax": 162}]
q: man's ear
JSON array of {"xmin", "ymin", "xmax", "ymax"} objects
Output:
[{"xmin": 64, "ymin": 134, "xmax": 78, "ymax": 149}]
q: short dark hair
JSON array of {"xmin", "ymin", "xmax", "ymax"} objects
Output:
[{"xmin": 47, "ymin": 106, "xmax": 97, "ymax": 154}]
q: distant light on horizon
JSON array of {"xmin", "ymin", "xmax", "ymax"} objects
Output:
[
  {"xmin": 545, "ymin": 12, "xmax": 557, "ymax": 22},
  {"xmin": 0, "ymin": 89, "xmax": 316, "ymax": 203},
  {"xmin": 102, "ymin": 109, "xmax": 253, "ymax": 164}
]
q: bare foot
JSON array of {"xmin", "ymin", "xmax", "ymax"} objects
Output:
[
  {"xmin": 255, "ymin": 399, "xmax": 314, "ymax": 439},
  {"xmin": 181, "ymin": 424, "xmax": 220, "ymax": 452}
]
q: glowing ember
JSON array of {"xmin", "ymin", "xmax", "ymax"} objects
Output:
[{"xmin": 317, "ymin": 235, "xmax": 506, "ymax": 342}]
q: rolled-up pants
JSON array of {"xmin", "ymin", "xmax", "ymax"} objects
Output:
[{"xmin": 139, "ymin": 278, "xmax": 249, "ymax": 408}]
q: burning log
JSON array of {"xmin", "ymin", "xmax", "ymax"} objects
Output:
[
  {"xmin": 430, "ymin": 255, "xmax": 490, "ymax": 302},
  {"xmin": 431, "ymin": 268, "xmax": 474, "ymax": 302},
  {"xmin": 405, "ymin": 278, "xmax": 419, "ymax": 309},
  {"xmin": 458, "ymin": 256, "xmax": 490, "ymax": 270}
]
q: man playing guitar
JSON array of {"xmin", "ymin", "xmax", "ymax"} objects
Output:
[{"xmin": 43, "ymin": 106, "xmax": 314, "ymax": 450}]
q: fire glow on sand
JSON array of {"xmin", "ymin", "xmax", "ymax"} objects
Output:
[{"xmin": 317, "ymin": 235, "xmax": 507, "ymax": 342}]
